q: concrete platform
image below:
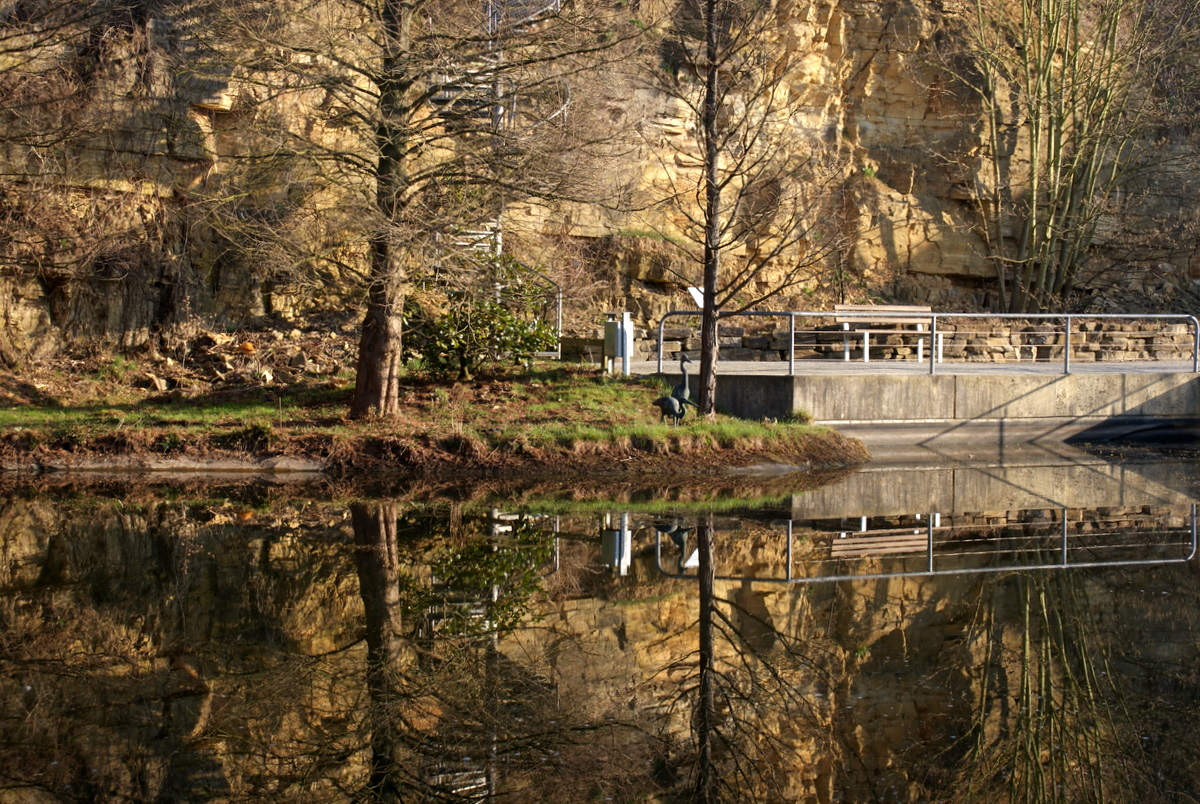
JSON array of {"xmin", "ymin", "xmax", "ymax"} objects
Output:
[{"xmin": 634, "ymin": 359, "xmax": 1200, "ymax": 446}]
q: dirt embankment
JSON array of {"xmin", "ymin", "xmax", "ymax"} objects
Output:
[
  {"xmin": 0, "ymin": 336, "xmax": 870, "ymax": 490},
  {"xmin": 0, "ymin": 424, "xmax": 869, "ymax": 489}
]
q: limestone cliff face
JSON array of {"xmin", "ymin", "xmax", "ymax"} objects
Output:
[
  {"xmin": 0, "ymin": 3, "xmax": 367, "ymax": 364},
  {"xmin": 0, "ymin": 0, "xmax": 1195, "ymax": 362},
  {"xmin": 555, "ymin": 0, "xmax": 1130, "ymax": 323}
]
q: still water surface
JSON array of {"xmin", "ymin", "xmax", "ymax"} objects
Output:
[{"xmin": 2, "ymin": 445, "xmax": 1198, "ymax": 803}]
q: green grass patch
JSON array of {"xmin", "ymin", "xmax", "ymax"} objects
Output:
[
  {"xmin": 0, "ymin": 361, "xmax": 832, "ymax": 468},
  {"xmin": 0, "ymin": 383, "xmax": 348, "ymax": 432},
  {"xmin": 499, "ymin": 415, "xmax": 810, "ymax": 451}
]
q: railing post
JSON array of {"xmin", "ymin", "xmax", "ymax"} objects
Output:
[
  {"xmin": 927, "ymin": 515, "xmax": 934, "ymax": 573},
  {"xmin": 1192, "ymin": 316, "xmax": 1199, "ymax": 373},
  {"xmin": 1061, "ymin": 509, "xmax": 1069, "ymax": 566},
  {"xmin": 1064, "ymin": 315, "xmax": 1072, "ymax": 375},
  {"xmin": 785, "ymin": 520, "xmax": 793, "ymax": 581},
  {"xmin": 556, "ymin": 291, "xmax": 563, "ymax": 359},
  {"xmin": 788, "ymin": 313, "xmax": 796, "ymax": 377},
  {"xmin": 929, "ymin": 315, "xmax": 938, "ymax": 375},
  {"xmin": 1191, "ymin": 504, "xmax": 1198, "ymax": 564},
  {"xmin": 656, "ymin": 316, "xmax": 666, "ymax": 374}
]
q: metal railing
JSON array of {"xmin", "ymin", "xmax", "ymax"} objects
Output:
[
  {"xmin": 655, "ymin": 311, "xmax": 1200, "ymax": 375},
  {"xmin": 653, "ymin": 504, "xmax": 1199, "ymax": 584}
]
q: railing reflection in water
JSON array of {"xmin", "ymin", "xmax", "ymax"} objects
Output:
[{"xmin": 650, "ymin": 504, "xmax": 1199, "ymax": 583}]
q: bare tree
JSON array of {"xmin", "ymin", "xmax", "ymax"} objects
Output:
[
  {"xmin": 190, "ymin": 0, "xmax": 641, "ymax": 417},
  {"xmin": 643, "ymin": 0, "xmax": 852, "ymax": 413},
  {"xmin": 946, "ymin": 0, "xmax": 1200, "ymax": 312}
]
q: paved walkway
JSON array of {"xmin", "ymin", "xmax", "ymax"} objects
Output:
[{"xmin": 630, "ymin": 358, "xmax": 1199, "ymax": 377}]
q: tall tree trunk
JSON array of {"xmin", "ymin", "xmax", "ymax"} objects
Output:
[
  {"xmin": 352, "ymin": 239, "xmax": 406, "ymax": 418},
  {"xmin": 698, "ymin": 0, "xmax": 721, "ymax": 416},
  {"xmin": 351, "ymin": 0, "xmax": 415, "ymax": 419}
]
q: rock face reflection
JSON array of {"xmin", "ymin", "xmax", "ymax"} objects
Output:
[{"xmin": 1, "ymin": 457, "xmax": 1198, "ymax": 802}]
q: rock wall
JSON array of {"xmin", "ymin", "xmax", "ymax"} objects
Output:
[
  {"xmin": 516, "ymin": 0, "xmax": 1200, "ymax": 323},
  {"xmin": 0, "ymin": 3, "xmax": 367, "ymax": 364},
  {"xmin": 564, "ymin": 318, "xmax": 1197, "ymax": 364},
  {"xmin": 2, "ymin": 0, "xmax": 1198, "ymax": 363},
  {"xmin": 504, "ymin": 0, "xmax": 993, "ymax": 320}
]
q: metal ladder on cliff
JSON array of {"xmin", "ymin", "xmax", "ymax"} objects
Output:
[{"xmin": 424, "ymin": 0, "xmax": 566, "ymax": 361}]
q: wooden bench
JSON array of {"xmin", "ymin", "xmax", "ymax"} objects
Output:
[
  {"xmin": 833, "ymin": 304, "xmax": 939, "ymax": 363},
  {"xmin": 831, "ymin": 527, "xmax": 933, "ymax": 558}
]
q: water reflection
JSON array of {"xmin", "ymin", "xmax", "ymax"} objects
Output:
[
  {"xmin": 1, "ymin": 450, "xmax": 1198, "ymax": 802},
  {"xmin": 652, "ymin": 505, "xmax": 1198, "ymax": 583}
]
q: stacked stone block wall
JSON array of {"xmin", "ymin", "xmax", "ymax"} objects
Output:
[{"xmin": 632, "ymin": 319, "xmax": 1197, "ymax": 364}]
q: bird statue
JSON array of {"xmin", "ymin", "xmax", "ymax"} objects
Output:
[
  {"xmin": 653, "ymin": 394, "xmax": 685, "ymax": 426},
  {"xmin": 671, "ymin": 353, "xmax": 700, "ymax": 417},
  {"xmin": 654, "ymin": 518, "xmax": 691, "ymax": 550},
  {"xmin": 654, "ymin": 518, "xmax": 698, "ymax": 571}
]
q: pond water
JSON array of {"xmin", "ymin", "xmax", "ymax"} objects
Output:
[{"xmin": 2, "ymin": 444, "xmax": 1199, "ymax": 803}]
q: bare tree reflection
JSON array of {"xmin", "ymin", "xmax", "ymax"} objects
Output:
[
  {"xmin": 683, "ymin": 512, "xmax": 839, "ymax": 803},
  {"xmin": 349, "ymin": 502, "xmax": 660, "ymax": 802},
  {"xmin": 696, "ymin": 514, "xmax": 717, "ymax": 803},
  {"xmin": 351, "ymin": 502, "xmax": 411, "ymax": 800},
  {"xmin": 923, "ymin": 514, "xmax": 1196, "ymax": 803}
]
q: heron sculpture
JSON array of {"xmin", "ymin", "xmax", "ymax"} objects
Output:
[
  {"xmin": 655, "ymin": 518, "xmax": 698, "ymax": 571},
  {"xmin": 671, "ymin": 353, "xmax": 699, "ymax": 416},
  {"xmin": 654, "ymin": 518, "xmax": 691, "ymax": 551},
  {"xmin": 653, "ymin": 394, "xmax": 685, "ymax": 426}
]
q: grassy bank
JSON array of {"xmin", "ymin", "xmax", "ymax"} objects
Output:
[{"xmin": 0, "ymin": 360, "xmax": 868, "ymax": 478}]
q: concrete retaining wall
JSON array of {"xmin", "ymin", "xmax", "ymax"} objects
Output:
[{"xmin": 714, "ymin": 371, "xmax": 1200, "ymax": 445}]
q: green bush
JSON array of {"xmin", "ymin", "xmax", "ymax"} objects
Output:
[
  {"xmin": 406, "ymin": 295, "xmax": 556, "ymax": 380},
  {"xmin": 430, "ymin": 523, "xmax": 555, "ymax": 634},
  {"xmin": 405, "ymin": 253, "xmax": 558, "ymax": 380}
]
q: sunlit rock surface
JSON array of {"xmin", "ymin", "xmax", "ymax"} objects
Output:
[{"xmin": 2, "ymin": 0, "xmax": 1198, "ymax": 360}]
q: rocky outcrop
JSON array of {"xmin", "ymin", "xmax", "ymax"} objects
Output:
[{"xmin": 2, "ymin": 0, "xmax": 1197, "ymax": 364}]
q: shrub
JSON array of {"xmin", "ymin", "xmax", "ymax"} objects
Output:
[
  {"xmin": 224, "ymin": 422, "xmax": 273, "ymax": 451},
  {"xmin": 154, "ymin": 432, "xmax": 186, "ymax": 453},
  {"xmin": 428, "ymin": 523, "xmax": 555, "ymax": 634},
  {"xmin": 406, "ymin": 295, "xmax": 556, "ymax": 381},
  {"xmin": 405, "ymin": 254, "xmax": 558, "ymax": 380}
]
